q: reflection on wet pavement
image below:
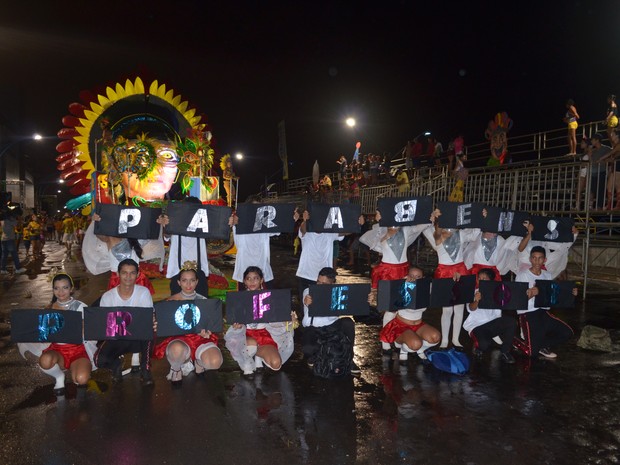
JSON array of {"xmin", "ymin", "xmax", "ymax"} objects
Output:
[{"xmin": 1, "ymin": 243, "xmax": 619, "ymax": 464}]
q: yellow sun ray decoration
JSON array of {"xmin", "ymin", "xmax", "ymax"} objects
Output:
[{"xmin": 56, "ymin": 77, "xmax": 216, "ymax": 214}]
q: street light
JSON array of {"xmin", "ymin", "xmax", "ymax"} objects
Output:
[
  {"xmin": 345, "ymin": 117, "xmax": 356, "ymax": 128},
  {"xmin": 0, "ymin": 134, "xmax": 44, "ymax": 159},
  {"xmin": 235, "ymin": 153, "xmax": 244, "ymax": 160}
]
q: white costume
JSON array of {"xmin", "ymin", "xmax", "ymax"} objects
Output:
[
  {"xmin": 296, "ymin": 232, "xmax": 343, "ymax": 281},
  {"xmin": 232, "ymin": 226, "xmax": 278, "ymax": 282}
]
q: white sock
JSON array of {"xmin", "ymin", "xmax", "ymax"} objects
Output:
[
  {"xmin": 451, "ymin": 304, "xmax": 464, "ymax": 346},
  {"xmin": 440, "ymin": 306, "xmax": 454, "ymax": 348},
  {"xmin": 131, "ymin": 353, "xmax": 140, "ymax": 367},
  {"xmin": 417, "ymin": 340, "xmax": 438, "ymax": 359},
  {"xmin": 492, "ymin": 336, "xmax": 503, "ymax": 345},
  {"xmin": 41, "ymin": 364, "xmax": 65, "ymax": 390}
]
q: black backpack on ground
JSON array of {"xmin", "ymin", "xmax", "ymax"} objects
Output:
[{"xmin": 312, "ymin": 323, "xmax": 353, "ymax": 379}]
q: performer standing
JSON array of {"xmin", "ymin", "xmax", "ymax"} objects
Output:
[{"xmin": 423, "ymin": 208, "xmax": 478, "ymax": 348}]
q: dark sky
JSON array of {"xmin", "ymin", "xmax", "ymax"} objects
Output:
[{"xmin": 1, "ymin": 1, "xmax": 619, "ymax": 200}]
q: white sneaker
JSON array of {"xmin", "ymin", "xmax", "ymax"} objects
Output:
[
  {"xmin": 539, "ymin": 348, "xmax": 557, "ymax": 359},
  {"xmin": 15, "ymin": 268, "xmax": 26, "ymax": 274}
]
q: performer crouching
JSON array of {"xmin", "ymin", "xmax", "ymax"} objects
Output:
[
  {"xmin": 38, "ymin": 273, "xmax": 96, "ymax": 395},
  {"xmin": 380, "ymin": 266, "xmax": 440, "ymax": 364},
  {"xmin": 153, "ymin": 262, "xmax": 223, "ymax": 385},
  {"xmin": 225, "ymin": 266, "xmax": 296, "ymax": 377},
  {"xmin": 464, "ymin": 268, "xmax": 517, "ymax": 364}
]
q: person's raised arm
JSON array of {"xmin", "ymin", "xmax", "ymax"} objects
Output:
[{"xmin": 517, "ymin": 221, "xmax": 534, "ymax": 252}]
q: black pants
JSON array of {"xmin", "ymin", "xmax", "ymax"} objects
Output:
[
  {"xmin": 520, "ymin": 309, "xmax": 573, "ymax": 357},
  {"xmin": 470, "ymin": 315, "xmax": 516, "ymax": 354},
  {"xmin": 94, "ymin": 339, "xmax": 153, "ymax": 371},
  {"xmin": 302, "ymin": 318, "xmax": 355, "ymax": 359}
]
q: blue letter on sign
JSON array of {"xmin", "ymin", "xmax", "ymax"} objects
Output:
[
  {"xmin": 330, "ymin": 286, "xmax": 349, "ymax": 311},
  {"xmin": 38, "ymin": 312, "xmax": 65, "ymax": 341},
  {"xmin": 175, "ymin": 303, "xmax": 201, "ymax": 331}
]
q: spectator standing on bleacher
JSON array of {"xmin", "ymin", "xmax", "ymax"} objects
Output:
[
  {"xmin": 589, "ymin": 133, "xmax": 611, "ymax": 209},
  {"xmin": 564, "ymin": 99, "xmax": 580, "ymax": 155},
  {"xmin": 337, "ymin": 155, "xmax": 347, "ymax": 186},
  {"xmin": 606, "ymin": 94, "xmax": 618, "ymax": 142}
]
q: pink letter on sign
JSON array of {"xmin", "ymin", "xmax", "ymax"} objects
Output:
[
  {"xmin": 252, "ymin": 292, "xmax": 272, "ymax": 319},
  {"xmin": 106, "ymin": 311, "xmax": 133, "ymax": 337}
]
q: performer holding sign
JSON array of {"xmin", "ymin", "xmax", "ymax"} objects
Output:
[
  {"xmin": 515, "ymin": 246, "xmax": 576, "ymax": 359},
  {"xmin": 84, "ymin": 213, "xmax": 164, "ymax": 295},
  {"xmin": 360, "ymin": 210, "xmax": 432, "ymax": 290},
  {"xmin": 224, "ymin": 267, "xmax": 297, "ymax": 377},
  {"xmin": 514, "ymin": 221, "xmax": 578, "ymax": 279},
  {"xmin": 423, "ymin": 208, "xmax": 478, "ymax": 349},
  {"xmin": 159, "ymin": 197, "xmax": 211, "ymax": 296},
  {"xmin": 93, "ymin": 259, "xmax": 156, "ymax": 386},
  {"xmin": 36, "ymin": 273, "xmax": 95, "ymax": 396},
  {"xmin": 380, "ymin": 266, "xmax": 440, "ymax": 364},
  {"xmin": 463, "ymin": 209, "xmax": 522, "ymax": 281},
  {"xmin": 230, "ymin": 206, "xmax": 299, "ymax": 288},
  {"xmin": 301, "ymin": 267, "xmax": 361, "ymax": 376},
  {"xmin": 153, "ymin": 262, "xmax": 222, "ymax": 385},
  {"xmin": 464, "ymin": 268, "xmax": 517, "ymax": 364}
]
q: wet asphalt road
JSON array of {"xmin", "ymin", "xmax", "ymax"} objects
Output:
[{"xmin": 1, "ymin": 241, "xmax": 619, "ymax": 465}]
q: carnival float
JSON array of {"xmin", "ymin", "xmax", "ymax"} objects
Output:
[{"xmin": 56, "ymin": 77, "xmax": 236, "ymax": 292}]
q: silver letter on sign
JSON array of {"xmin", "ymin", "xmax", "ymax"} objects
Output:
[
  {"xmin": 323, "ymin": 207, "xmax": 344, "ymax": 229},
  {"xmin": 394, "ymin": 200, "xmax": 417, "ymax": 222},
  {"xmin": 544, "ymin": 219, "xmax": 559, "ymax": 240},
  {"xmin": 187, "ymin": 209, "xmax": 209, "ymax": 233},
  {"xmin": 253, "ymin": 206, "xmax": 277, "ymax": 232},
  {"xmin": 456, "ymin": 204, "xmax": 472, "ymax": 226},
  {"xmin": 118, "ymin": 209, "xmax": 141, "ymax": 234},
  {"xmin": 497, "ymin": 211, "xmax": 514, "ymax": 232}
]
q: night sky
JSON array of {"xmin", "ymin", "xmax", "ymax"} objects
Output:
[{"xmin": 1, "ymin": 1, "xmax": 619, "ymax": 201}]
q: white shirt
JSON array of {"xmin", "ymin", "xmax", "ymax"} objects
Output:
[
  {"xmin": 301, "ymin": 288, "xmax": 339, "ymax": 327},
  {"xmin": 360, "ymin": 223, "xmax": 429, "ymax": 264},
  {"xmin": 463, "ymin": 233, "xmax": 521, "ymax": 275},
  {"xmin": 515, "ymin": 268, "xmax": 552, "ymax": 314},
  {"xmin": 296, "ymin": 231, "xmax": 343, "ymax": 281},
  {"xmin": 232, "ymin": 226, "xmax": 279, "ymax": 282},
  {"xmin": 166, "ymin": 235, "xmax": 210, "ymax": 278},
  {"xmin": 463, "ymin": 290, "xmax": 502, "ymax": 332},
  {"xmin": 422, "ymin": 227, "xmax": 478, "ymax": 265},
  {"xmin": 100, "ymin": 284, "xmax": 154, "ymax": 308}
]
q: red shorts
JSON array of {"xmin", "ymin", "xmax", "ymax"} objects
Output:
[
  {"xmin": 380, "ymin": 317, "xmax": 425, "ymax": 343},
  {"xmin": 108, "ymin": 271, "xmax": 155, "ymax": 295},
  {"xmin": 434, "ymin": 262, "xmax": 469, "ymax": 279},
  {"xmin": 44, "ymin": 343, "xmax": 89, "ymax": 368},
  {"xmin": 153, "ymin": 332, "xmax": 219, "ymax": 360},
  {"xmin": 371, "ymin": 261, "xmax": 409, "ymax": 289},
  {"xmin": 469, "ymin": 264, "xmax": 501, "ymax": 281},
  {"xmin": 246, "ymin": 328, "xmax": 277, "ymax": 347}
]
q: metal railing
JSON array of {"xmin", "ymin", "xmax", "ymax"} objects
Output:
[{"xmin": 257, "ymin": 121, "xmax": 620, "ymax": 295}]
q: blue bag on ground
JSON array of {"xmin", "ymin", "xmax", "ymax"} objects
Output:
[{"xmin": 426, "ymin": 348, "xmax": 470, "ymax": 375}]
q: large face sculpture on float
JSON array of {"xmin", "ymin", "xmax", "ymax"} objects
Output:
[{"xmin": 56, "ymin": 78, "xmax": 213, "ymax": 212}]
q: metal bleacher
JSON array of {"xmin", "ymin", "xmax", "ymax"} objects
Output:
[{"xmin": 257, "ymin": 120, "xmax": 620, "ymax": 297}]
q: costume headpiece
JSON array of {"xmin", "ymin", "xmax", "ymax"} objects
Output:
[{"xmin": 180, "ymin": 260, "xmax": 198, "ymax": 272}]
